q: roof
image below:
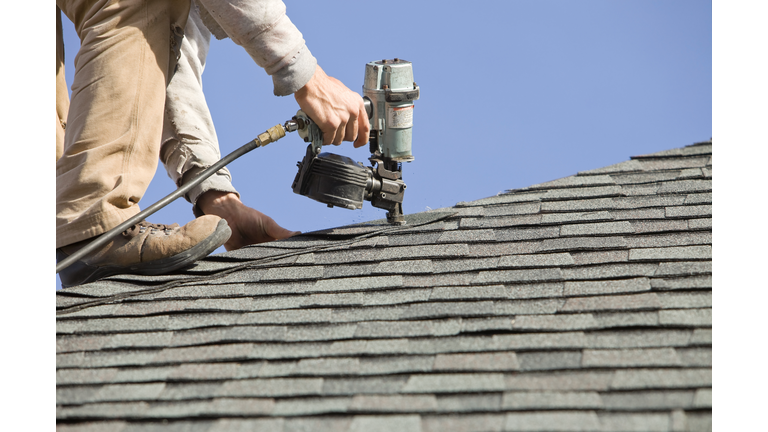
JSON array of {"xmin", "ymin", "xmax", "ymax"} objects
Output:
[{"xmin": 56, "ymin": 140, "xmax": 712, "ymax": 431}]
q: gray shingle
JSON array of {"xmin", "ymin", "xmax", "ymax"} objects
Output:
[
  {"xmin": 373, "ymin": 260, "xmax": 434, "ymax": 275},
  {"xmin": 517, "ymin": 351, "xmax": 582, "ymax": 371},
  {"xmin": 650, "ymin": 275, "xmax": 712, "ymax": 290},
  {"xmin": 657, "ymin": 180, "xmax": 712, "ymax": 194},
  {"xmin": 541, "ymin": 197, "xmax": 617, "ymax": 212},
  {"xmin": 283, "ymin": 417, "xmax": 352, "ymax": 432},
  {"xmin": 562, "ymin": 263, "xmax": 658, "ymax": 280},
  {"xmin": 484, "ymin": 202, "xmax": 542, "ymax": 217},
  {"xmin": 401, "ymin": 373, "xmax": 505, "ymax": 393},
  {"xmin": 494, "ymin": 226, "xmax": 560, "ymax": 242},
  {"xmin": 322, "ymin": 263, "xmax": 378, "ymax": 279},
  {"xmin": 614, "ymin": 195, "xmax": 687, "ymax": 209},
  {"xmin": 512, "ymin": 314, "xmax": 599, "ymax": 331},
  {"xmin": 468, "ymin": 241, "xmax": 540, "ymax": 257},
  {"xmin": 592, "ymin": 311, "xmax": 659, "ymax": 328},
  {"xmin": 502, "ymin": 392, "xmax": 603, "ymax": 410},
  {"xmin": 57, "ymin": 422, "xmax": 128, "ymax": 432},
  {"xmin": 57, "ymin": 368, "xmax": 119, "ymax": 386},
  {"xmin": 581, "ymin": 348, "xmax": 680, "ymax": 367},
  {"xmin": 156, "ymin": 382, "xmax": 225, "ymax": 400},
  {"xmin": 498, "ymin": 253, "xmax": 574, "ymax": 268},
  {"xmin": 655, "ymin": 262, "xmax": 712, "ymax": 277},
  {"xmin": 363, "ymin": 288, "xmax": 433, "ymax": 306},
  {"xmin": 505, "ymin": 371, "xmax": 613, "ymax": 391},
  {"xmin": 526, "ymin": 175, "xmax": 616, "ymax": 190},
  {"xmin": 609, "ymin": 208, "xmax": 666, "ymax": 220},
  {"xmin": 493, "ymin": 299, "xmax": 565, "ymax": 315},
  {"xmin": 474, "ymin": 268, "xmax": 563, "ymax": 284},
  {"xmin": 636, "ymin": 156, "xmax": 710, "ymax": 170},
  {"xmin": 430, "ymin": 285, "xmax": 509, "ymax": 300},
  {"xmin": 625, "ymin": 232, "xmax": 711, "ymax": 248},
  {"xmin": 323, "ymin": 376, "xmax": 408, "ymax": 395},
  {"xmin": 600, "ymin": 390, "xmax": 694, "ymax": 410},
  {"xmin": 537, "ymin": 236, "xmax": 628, "ymax": 252},
  {"xmin": 93, "ymin": 383, "xmax": 166, "ymax": 403},
  {"xmin": 676, "ymin": 167, "xmax": 704, "ymax": 179},
  {"xmin": 434, "ymin": 352, "xmax": 520, "ymax": 371},
  {"xmin": 563, "ymin": 278, "xmax": 651, "ymax": 296},
  {"xmin": 438, "ymin": 229, "xmax": 497, "ymax": 243},
  {"xmin": 610, "ymin": 171, "xmax": 681, "ymax": 185},
  {"xmin": 504, "ymin": 411, "xmax": 601, "ymax": 431},
  {"xmin": 208, "ymin": 418, "xmax": 285, "ymax": 432},
  {"xmin": 693, "ymin": 388, "xmax": 712, "ymax": 408},
  {"xmin": 153, "ymin": 344, "xmax": 254, "ymax": 365},
  {"xmin": 570, "ymin": 250, "xmax": 629, "ymax": 266},
  {"xmin": 665, "ymin": 205, "xmax": 712, "ymax": 218},
  {"xmin": 541, "ymin": 211, "xmax": 614, "ymax": 225},
  {"xmin": 436, "ymin": 394, "xmax": 502, "ymax": 412},
  {"xmin": 560, "ymin": 221, "xmax": 634, "ymax": 236},
  {"xmin": 493, "ymin": 332, "xmax": 587, "ymax": 350},
  {"xmin": 684, "ymin": 193, "xmax": 712, "ymax": 204},
  {"xmin": 57, "ymin": 402, "xmax": 149, "ymax": 419},
  {"xmin": 350, "ymin": 394, "xmax": 438, "ymax": 412},
  {"xmin": 586, "ymin": 330, "xmax": 692, "ymax": 349},
  {"xmin": 579, "ymin": 159, "xmax": 644, "ymax": 175},
  {"xmin": 272, "ymin": 397, "xmax": 350, "ymax": 416},
  {"xmin": 630, "ymin": 219, "xmax": 689, "ymax": 234},
  {"xmin": 461, "ymin": 191, "xmax": 545, "ymax": 207},
  {"xmin": 676, "ymin": 348, "xmax": 712, "ymax": 367},
  {"xmin": 610, "ymin": 368, "xmax": 711, "ymax": 389},
  {"xmin": 688, "ymin": 218, "xmax": 712, "ymax": 230},
  {"xmin": 387, "ymin": 232, "xmax": 443, "ymax": 246},
  {"xmin": 313, "ymin": 276, "xmax": 403, "ymax": 292},
  {"xmin": 542, "ymin": 185, "xmax": 624, "ymax": 201},
  {"xmin": 285, "ymin": 324, "xmax": 357, "ymax": 342},
  {"xmin": 354, "ymin": 320, "xmax": 444, "ymax": 338},
  {"xmin": 630, "ymin": 246, "xmax": 711, "ymax": 261},
  {"xmin": 689, "ymin": 329, "xmax": 712, "ymax": 345},
  {"xmin": 657, "ymin": 292, "xmax": 712, "ymax": 309},
  {"xmin": 358, "ymin": 356, "xmax": 435, "ymax": 375},
  {"xmin": 560, "ymin": 293, "xmax": 661, "ymax": 312},
  {"xmin": 421, "ymin": 414, "xmax": 505, "ymax": 432},
  {"xmin": 348, "ymin": 415, "xmax": 422, "ymax": 432},
  {"xmin": 460, "ymin": 214, "xmax": 542, "ymax": 228},
  {"xmin": 431, "ymin": 257, "xmax": 500, "ymax": 274},
  {"xmin": 462, "ymin": 317, "xmax": 516, "ymax": 333},
  {"xmin": 659, "ymin": 309, "xmax": 712, "ymax": 326},
  {"xmin": 508, "ymin": 282, "xmax": 564, "ymax": 299},
  {"xmin": 402, "ymin": 301, "xmax": 496, "ymax": 319},
  {"xmin": 220, "ymin": 377, "xmax": 323, "ymax": 397},
  {"xmin": 681, "ymin": 412, "xmax": 712, "ymax": 432},
  {"xmin": 379, "ymin": 244, "xmax": 470, "ymax": 260},
  {"xmin": 597, "ymin": 413, "xmax": 672, "ymax": 432}
]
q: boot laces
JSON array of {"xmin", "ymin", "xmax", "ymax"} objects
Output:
[{"xmin": 122, "ymin": 221, "xmax": 179, "ymax": 238}]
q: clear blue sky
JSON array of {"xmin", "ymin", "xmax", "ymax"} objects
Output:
[{"xmin": 56, "ymin": 0, "xmax": 711, "ymax": 288}]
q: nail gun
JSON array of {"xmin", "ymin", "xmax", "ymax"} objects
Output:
[{"xmin": 289, "ymin": 58, "xmax": 419, "ymax": 225}]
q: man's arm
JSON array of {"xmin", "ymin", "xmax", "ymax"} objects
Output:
[{"xmin": 194, "ymin": 0, "xmax": 368, "ymax": 146}]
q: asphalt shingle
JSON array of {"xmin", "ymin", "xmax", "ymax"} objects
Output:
[{"xmin": 56, "ymin": 141, "xmax": 712, "ymax": 431}]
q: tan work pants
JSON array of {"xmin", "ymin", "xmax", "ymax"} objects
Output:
[{"xmin": 56, "ymin": 0, "xmax": 190, "ymax": 248}]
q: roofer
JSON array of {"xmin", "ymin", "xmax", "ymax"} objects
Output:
[{"xmin": 56, "ymin": 0, "xmax": 370, "ymax": 286}]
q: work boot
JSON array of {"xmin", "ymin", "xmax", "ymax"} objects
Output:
[{"xmin": 57, "ymin": 216, "xmax": 231, "ymax": 287}]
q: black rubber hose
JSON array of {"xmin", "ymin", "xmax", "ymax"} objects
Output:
[{"xmin": 56, "ymin": 125, "xmax": 288, "ymax": 274}]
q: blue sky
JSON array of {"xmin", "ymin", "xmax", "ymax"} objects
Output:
[{"xmin": 56, "ymin": 0, "xmax": 711, "ymax": 288}]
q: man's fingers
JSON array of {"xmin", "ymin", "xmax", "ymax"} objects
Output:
[{"xmin": 354, "ymin": 106, "xmax": 370, "ymax": 148}]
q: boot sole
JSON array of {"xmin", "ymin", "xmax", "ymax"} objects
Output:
[{"xmin": 57, "ymin": 219, "xmax": 232, "ymax": 288}]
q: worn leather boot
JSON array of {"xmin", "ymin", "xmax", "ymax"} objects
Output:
[{"xmin": 57, "ymin": 215, "xmax": 231, "ymax": 287}]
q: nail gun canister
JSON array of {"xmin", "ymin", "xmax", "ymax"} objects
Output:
[{"xmin": 363, "ymin": 59, "xmax": 420, "ymax": 162}]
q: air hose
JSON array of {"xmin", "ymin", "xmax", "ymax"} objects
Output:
[{"xmin": 56, "ymin": 123, "xmax": 294, "ymax": 274}]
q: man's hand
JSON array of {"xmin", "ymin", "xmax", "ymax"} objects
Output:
[
  {"xmin": 294, "ymin": 65, "xmax": 370, "ymax": 148},
  {"xmin": 197, "ymin": 191, "xmax": 300, "ymax": 251}
]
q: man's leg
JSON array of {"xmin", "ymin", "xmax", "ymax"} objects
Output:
[
  {"xmin": 56, "ymin": 6, "xmax": 68, "ymax": 161},
  {"xmin": 56, "ymin": 0, "xmax": 230, "ymax": 287},
  {"xmin": 56, "ymin": 0, "xmax": 190, "ymax": 248},
  {"xmin": 161, "ymin": 1, "xmax": 299, "ymax": 250}
]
